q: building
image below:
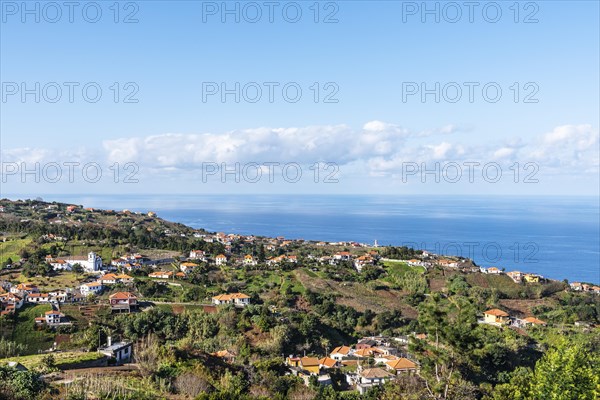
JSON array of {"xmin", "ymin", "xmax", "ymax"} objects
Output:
[
  {"xmin": 56, "ymin": 252, "xmax": 102, "ymax": 272},
  {"xmin": 215, "ymin": 254, "xmax": 227, "ymax": 266},
  {"xmin": 109, "ymin": 292, "xmax": 138, "ymax": 313},
  {"xmin": 507, "ymin": 271, "xmax": 523, "ymax": 283},
  {"xmin": 10, "ymin": 283, "xmax": 39, "ymax": 296},
  {"xmin": 386, "ymin": 358, "xmax": 418, "ymax": 374},
  {"xmin": 483, "ymin": 309, "xmax": 510, "ymax": 325},
  {"xmin": 100, "ymin": 273, "xmax": 133, "ymax": 285},
  {"xmin": 80, "ymin": 282, "xmax": 103, "ymax": 296},
  {"xmin": 0, "ymin": 292, "xmax": 24, "ymax": 314},
  {"xmin": 333, "ymin": 252, "xmax": 352, "ymax": 261},
  {"xmin": 26, "ymin": 293, "xmax": 52, "ymax": 303},
  {"xmin": 212, "ymin": 292, "xmax": 251, "ymax": 307},
  {"xmin": 299, "ymin": 357, "xmax": 320, "ymax": 375},
  {"xmin": 356, "ymin": 368, "xmax": 395, "ymax": 394},
  {"xmin": 486, "ymin": 267, "xmax": 503, "ymax": 275},
  {"xmin": 356, "ymin": 338, "xmax": 377, "ymax": 350},
  {"xmin": 179, "ymin": 262, "xmax": 198, "ymax": 273},
  {"xmin": 148, "ymin": 271, "xmax": 173, "ymax": 279},
  {"xmin": 318, "ymin": 357, "xmax": 338, "ymax": 369},
  {"xmin": 524, "ymin": 274, "xmax": 542, "ymax": 283},
  {"xmin": 522, "ymin": 317, "xmax": 547, "ymax": 327},
  {"xmin": 330, "ymin": 345, "xmax": 352, "ymax": 361},
  {"xmin": 189, "ymin": 250, "xmax": 206, "ymax": 260},
  {"xmin": 570, "ymin": 282, "xmax": 583, "ymax": 291},
  {"xmin": 38, "ymin": 310, "xmax": 69, "ymax": 326},
  {"xmin": 243, "ymin": 255, "xmax": 257, "ymax": 266},
  {"xmin": 98, "ymin": 337, "xmax": 133, "ymax": 364}
]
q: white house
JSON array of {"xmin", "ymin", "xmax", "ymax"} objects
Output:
[
  {"xmin": 189, "ymin": 250, "xmax": 207, "ymax": 261},
  {"xmin": 333, "ymin": 252, "xmax": 352, "ymax": 261},
  {"xmin": 98, "ymin": 337, "xmax": 133, "ymax": 364},
  {"xmin": 80, "ymin": 282, "xmax": 104, "ymax": 296},
  {"xmin": 243, "ymin": 255, "xmax": 258, "ymax": 266},
  {"xmin": 212, "ymin": 293, "xmax": 251, "ymax": 306},
  {"xmin": 330, "ymin": 345, "xmax": 352, "ymax": 361},
  {"xmin": 26, "ymin": 293, "xmax": 51, "ymax": 303},
  {"xmin": 215, "ymin": 254, "xmax": 227, "ymax": 266}
]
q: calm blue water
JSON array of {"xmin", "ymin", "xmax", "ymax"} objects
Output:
[{"xmin": 24, "ymin": 195, "xmax": 600, "ymax": 284}]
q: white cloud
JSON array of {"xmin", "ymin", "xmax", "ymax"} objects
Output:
[{"xmin": 2, "ymin": 122, "xmax": 597, "ymax": 182}]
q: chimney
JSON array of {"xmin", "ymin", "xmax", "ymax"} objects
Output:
[{"xmin": 107, "ymin": 336, "xmax": 112, "ymax": 346}]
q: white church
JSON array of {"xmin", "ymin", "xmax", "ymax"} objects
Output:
[{"xmin": 50, "ymin": 252, "xmax": 103, "ymax": 272}]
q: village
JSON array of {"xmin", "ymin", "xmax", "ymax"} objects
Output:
[{"xmin": 0, "ymin": 200, "xmax": 598, "ymax": 398}]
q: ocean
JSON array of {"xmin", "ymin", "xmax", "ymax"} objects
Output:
[{"xmin": 25, "ymin": 195, "xmax": 600, "ymax": 284}]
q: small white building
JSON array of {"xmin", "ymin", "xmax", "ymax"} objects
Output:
[
  {"xmin": 80, "ymin": 282, "xmax": 104, "ymax": 296},
  {"xmin": 212, "ymin": 292, "xmax": 251, "ymax": 306},
  {"xmin": 215, "ymin": 254, "xmax": 227, "ymax": 266},
  {"xmin": 98, "ymin": 337, "xmax": 133, "ymax": 364}
]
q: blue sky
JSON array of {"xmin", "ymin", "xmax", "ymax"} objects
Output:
[{"xmin": 1, "ymin": 0, "xmax": 598, "ymax": 195}]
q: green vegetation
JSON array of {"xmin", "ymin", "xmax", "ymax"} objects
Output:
[
  {"xmin": 10, "ymin": 305, "xmax": 54, "ymax": 354},
  {"xmin": 0, "ymin": 199, "xmax": 598, "ymax": 399}
]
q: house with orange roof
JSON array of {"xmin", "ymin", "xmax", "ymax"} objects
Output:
[
  {"xmin": 243, "ymin": 255, "xmax": 257, "ymax": 266},
  {"xmin": 41, "ymin": 310, "xmax": 69, "ymax": 325},
  {"xmin": 353, "ymin": 348, "xmax": 374, "ymax": 358},
  {"xmin": 507, "ymin": 271, "xmax": 523, "ymax": 283},
  {"xmin": 212, "ymin": 292, "xmax": 251, "ymax": 307},
  {"xmin": 26, "ymin": 293, "xmax": 51, "ymax": 303},
  {"xmin": 318, "ymin": 357, "xmax": 338, "ymax": 369},
  {"xmin": 100, "ymin": 273, "xmax": 132, "ymax": 285},
  {"xmin": 0, "ymin": 292, "xmax": 24, "ymax": 312},
  {"xmin": 211, "ymin": 349, "xmax": 236, "ymax": 363},
  {"xmin": 180, "ymin": 262, "xmax": 198, "ymax": 273},
  {"xmin": 438, "ymin": 259, "xmax": 459, "ymax": 268},
  {"xmin": 189, "ymin": 249, "xmax": 206, "ymax": 260},
  {"xmin": 298, "ymin": 357, "xmax": 320, "ymax": 375},
  {"xmin": 116, "ymin": 274, "xmax": 133, "ymax": 283},
  {"xmin": 570, "ymin": 282, "xmax": 583, "ymax": 291},
  {"xmin": 80, "ymin": 281, "xmax": 103, "ymax": 296},
  {"xmin": 386, "ymin": 357, "xmax": 418, "ymax": 374},
  {"xmin": 215, "ymin": 254, "xmax": 227, "ymax": 266},
  {"xmin": 483, "ymin": 309, "xmax": 510, "ymax": 325},
  {"xmin": 149, "ymin": 271, "xmax": 173, "ymax": 279},
  {"xmin": 330, "ymin": 345, "xmax": 352, "ymax": 361},
  {"xmin": 10, "ymin": 283, "xmax": 39, "ymax": 295},
  {"xmin": 109, "ymin": 292, "xmax": 138, "ymax": 313},
  {"xmin": 522, "ymin": 317, "xmax": 547, "ymax": 327}
]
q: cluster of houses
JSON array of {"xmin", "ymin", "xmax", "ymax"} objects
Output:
[
  {"xmin": 209, "ymin": 334, "xmax": 421, "ymax": 394},
  {"xmin": 0, "ymin": 283, "xmax": 76, "ymax": 315},
  {"xmin": 110, "ymin": 253, "xmax": 151, "ymax": 272},
  {"xmin": 479, "ymin": 267, "xmax": 545, "ymax": 284},
  {"xmin": 569, "ymin": 281, "xmax": 600, "ymax": 294},
  {"xmin": 481, "ymin": 308, "xmax": 547, "ymax": 328},
  {"xmin": 283, "ymin": 336, "xmax": 419, "ymax": 394}
]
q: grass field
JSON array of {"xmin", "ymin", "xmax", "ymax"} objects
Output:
[
  {"xmin": 10, "ymin": 304, "xmax": 55, "ymax": 354},
  {"xmin": 2, "ymin": 351, "xmax": 105, "ymax": 369},
  {"xmin": 15, "ymin": 272, "xmax": 82, "ymax": 291},
  {"xmin": 0, "ymin": 237, "xmax": 32, "ymax": 265}
]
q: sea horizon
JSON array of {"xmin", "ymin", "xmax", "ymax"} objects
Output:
[{"xmin": 5, "ymin": 193, "xmax": 598, "ymax": 284}]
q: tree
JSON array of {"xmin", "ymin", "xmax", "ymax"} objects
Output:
[
  {"xmin": 72, "ymin": 263, "xmax": 84, "ymax": 275},
  {"xmin": 528, "ymin": 338, "xmax": 599, "ymax": 399}
]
